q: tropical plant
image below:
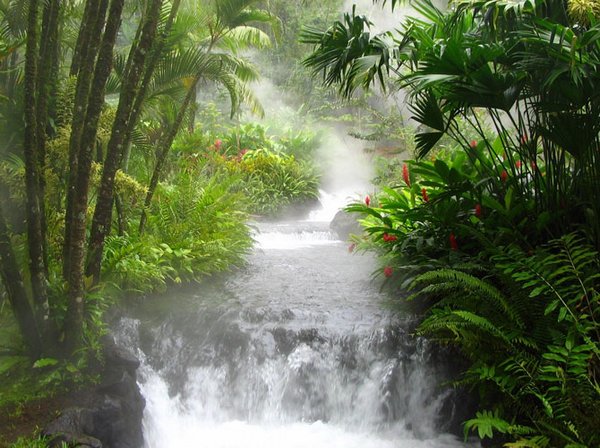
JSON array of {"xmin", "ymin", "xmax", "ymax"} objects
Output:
[
  {"xmin": 302, "ymin": 0, "xmax": 600, "ymax": 249},
  {"xmin": 409, "ymin": 234, "xmax": 600, "ymax": 447}
]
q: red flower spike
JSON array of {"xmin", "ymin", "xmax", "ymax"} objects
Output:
[
  {"xmin": 501, "ymin": 170, "xmax": 508, "ymax": 183},
  {"xmin": 402, "ymin": 163, "xmax": 411, "ymax": 187},
  {"xmin": 474, "ymin": 203, "xmax": 482, "ymax": 218},
  {"xmin": 515, "ymin": 160, "xmax": 522, "ymax": 169},
  {"xmin": 215, "ymin": 139, "xmax": 223, "ymax": 150},
  {"xmin": 421, "ymin": 188, "xmax": 429, "ymax": 203},
  {"xmin": 520, "ymin": 134, "xmax": 528, "ymax": 145},
  {"xmin": 365, "ymin": 195, "xmax": 371, "ymax": 207},
  {"xmin": 449, "ymin": 232, "xmax": 458, "ymax": 251},
  {"xmin": 469, "ymin": 140, "xmax": 477, "ymax": 149},
  {"xmin": 383, "ymin": 266, "xmax": 393, "ymax": 278},
  {"xmin": 383, "ymin": 233, "xmax": 398, "ymax": 242}
]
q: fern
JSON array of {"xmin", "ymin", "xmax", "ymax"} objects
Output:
[{"xmin": 412, "ymin": 268, "xmax": 524, "ymax": 328}]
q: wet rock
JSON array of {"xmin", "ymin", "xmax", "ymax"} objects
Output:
[
  {"xmin": 43, "ymin": 339, "xmax": 145, "ymax": 448},
  {"xmin": 102, "ymin": 337, "xmax": 140, "ymax": 374},
  {"xmin": 46, "ymin": 432, "xmax": 102, "ymax": 448},
  {"xmin": 43, "ymin": 408, "xmax": 94, "ymax": 437},
  {"xmin": 330, "ymin": 210, "xmax": 361, "ymax": 240}
]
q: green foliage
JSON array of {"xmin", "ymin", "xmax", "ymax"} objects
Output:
[
  {"xmin": 305, "ymin": 0, "xmax": 600, "ymax": 249},
  {"xmin": 102, "ymin": 173, "xmax": 253, "ymax": 292},
  {"xmin": 8, "ymin": 436, "xmax": 56, "ymax": 448},
  {"xmin": 232, "ymin": 149, "xmax": 319, "ymax": 215},
  {"xmin": 171, "ymin": 117, "xmax": 321, "ymax": 216},
  {"xmin": 407, "ymin": 236, "xmax": 600, "ymax": 447}
]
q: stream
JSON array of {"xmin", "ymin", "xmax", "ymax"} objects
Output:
[{"xmin": 113, "ymin": 195, "xmax": 474, "ymax": 448}]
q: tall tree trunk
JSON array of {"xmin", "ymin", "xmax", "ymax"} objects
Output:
[
  {"xmin": 87, "ymin": 0, "xmax": 178, "ymax": 282},
  {"xmin": 70, "ymin": 0, "xmax": 94, "ymax": 77},
  {"xmin": 64, "ymin": 0, "xmax": 125, "ymax": 351},
  {"xmin": 63, "ymin": 0, "xmax": 109, "ymax": 279},
  {"xmin": 36, "ymin": 0, "xmax": 61, "ymax": 278},
  {"xmin": 0, "ymin": 201, "xmax": 43, "ymax": 358},
  {"xmin": 139, "ymin": 78, "xmax": 198, "ymax": 234},
  {"xmin": 23, "ymin": 0, "xmax": 50, "ymax": 333}
]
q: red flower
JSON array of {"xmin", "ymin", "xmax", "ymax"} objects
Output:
[
  {"xmin": 515, "ymin": 160, "xmax": 522, "ymax": 169},
  {"xmin": 520, "ymin": 134, "xmax": 528, "ymax": 145},
  {"xmin": 214, "ymin": 139, "xmax": 223, "ymax": 150},
  {"xmin": 402, "ymin": 163, "xmax": 411, "ymax": 187},
  {"xmin": 348, "ymin": 243, "xmax": 356, "ymax": 253},
  {"xmin": 474, "ymin": 203, "xmax": 482, "ymax": 218},
  {"xmin": 383, "ymin": 233, "xmax": 398, "ymax": 242},
  {"xmin": 365, "ymin": 195, "xmax": 371, "ymax": 207},
  {"xmin": 383, "ymin": 266, "xmax": 393, "ymax": 278},
  {"xmin": 500, "ymin": 170, "xmax": 508, "ymax": 183},
  {"xmin": 421, "ymin": 188, "xmax": 429, "ymax": 203},
  {"xmin": 530, "ymin": 161, "xmax": 537, "ymax": 170},
  {"xmin": 449, "ymin": 232, "xmax": 458, "ymax": 251},
  {"xmin": 469, "ymin": 140, "xmax": 477, "ymax": 149}
]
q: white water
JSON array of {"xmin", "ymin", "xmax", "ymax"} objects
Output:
[{"xmin": 113, "ymin": 201, "xmax": 476, "ymax": 447}]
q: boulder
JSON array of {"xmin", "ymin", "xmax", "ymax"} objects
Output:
[
  {"xmin": 46, "ymin": 432, "xmax": 102, "ymax": 448},
  {"xmin": 43, "ymin": 339, "xmax": 145, "ymax": 448},
  {"xmin": 330, "ymin": 210, "xmax": 362, "ymax": 240}
]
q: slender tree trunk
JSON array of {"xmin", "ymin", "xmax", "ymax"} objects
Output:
[
  {"xmin": 70, "ymin": 0, "xmax": 94, "ymax": 77},
  {"xmin": 36, "ymin": 0, "xmax": 61, "ymax": 278},
  {"xmin": 115, "ymin": 195, "xmax": 125, "ymax": 236},
  {"xmin": 0, "ymin": 201, "xmax": 43, "ymax": 358},
  {"xmin": 86, "ymin": 0, "xmax": 168, "ymax": 282},
  {"xmin": 64, "ymin": 0, "xmax": 125, "ymax": 351},
  {"xmin": 139, "ymin": 78, "xmax": 198, "ymax": 234},
  {"xmin": 63, "ymin": 0, "xmax": 109, "ymax": 279},
  {"xmin": 23, "ymin": 0, "xmax": 50, "ymax": 333}
]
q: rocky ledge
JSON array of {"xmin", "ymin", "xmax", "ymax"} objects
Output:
[{"xmin": 43, "ymin": 338, "xmax": 145, "ymax": 448}]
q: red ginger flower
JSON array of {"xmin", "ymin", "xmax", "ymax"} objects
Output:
[
  {"xmin": 421, "ymin": 188, "xmax": 429, "ymax": 203},
  {"xmin": 383, "ymin": 233, "xmax": 397, "ymax": 242},
  {"xmin": 402, "ymin": 163, "xmax": 411, "ymax": 187},
  {"xmin": 474, "ymin": 203, "xmax": 482, "ymax": 218},
  {"xmin": 449, "ymin": 232, "xmax": 458, "ymax": 251},
  {"xmin": 365, "ymin": 195, "xmax": 371, "ymax": 207},
  {"xmin": 469, "ymin": 140, "xmax": 477, "ymax": 149},
  {"xmin": 501, "ymin": 170, "xmax": 508, "ymax": 183},
  {"xmin": 515, "ymin": 160, "xmax": 522, "ymax": 169},
  {"xmin": 383, "ymin": 266, "xmax": 393, "ymax": 278}
]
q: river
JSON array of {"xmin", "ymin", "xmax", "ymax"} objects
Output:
[{"xmin": 113, "ymin": 196, "xmax": 475, "ymax": 448}]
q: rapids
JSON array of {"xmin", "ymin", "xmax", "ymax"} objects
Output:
[{"xmin": 113, "ymin": 195, "xmax": 476, "ymax": 448}]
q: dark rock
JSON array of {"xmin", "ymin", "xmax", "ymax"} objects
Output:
[
  {"xmin": 102, "ymin": 336, "xmax": 140, "ymax": 374},
  {"xmin": 44, "ymin": 339, "xmax": 145, "ymax": 448},
  {"xmin": 330, "ymin": 210, "xmax": 362, "ymax": 240},
  {"xmin": 46, "ymin": 432, "xmax": 103, "ymax": 448},
  {"xmin": 43, "ymin": 408, "xmax": 95, "ymax": 437}
]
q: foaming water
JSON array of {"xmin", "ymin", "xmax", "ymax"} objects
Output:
[
  {"xmin": 113, "ymin": 215, "xmax": 476, "ymax": 448},
  {"xmin": 253, "ymin": 223, "xmax": 338, "ymax": 250},
  {"xmin": 307, "ymin": 189, "xmax": 362, "ymax": 222}
]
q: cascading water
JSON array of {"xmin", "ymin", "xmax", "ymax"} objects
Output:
[{"xmin": 113, "ymin": 191, "xmax": 476, "ymax": 448}]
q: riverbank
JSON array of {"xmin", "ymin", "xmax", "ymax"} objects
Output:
[{"xmin": 0, "ymin": 338, "xmax": 144, "ymax": 448}]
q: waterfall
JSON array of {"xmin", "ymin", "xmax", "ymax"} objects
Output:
[{"xmin": 113, "ymin": 209, "xmax": 476, "ymax": 448}]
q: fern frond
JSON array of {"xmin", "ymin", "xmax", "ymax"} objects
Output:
[{"xmin": 413, "ymin": 268, "xmax": 524, "ymax": 327}]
